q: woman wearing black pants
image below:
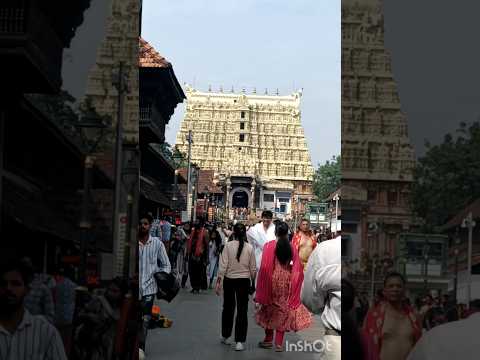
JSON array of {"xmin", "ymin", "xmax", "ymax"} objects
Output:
[{"xmin": 216, "ymin": 223, "xmax": 257, "ymax": 351}]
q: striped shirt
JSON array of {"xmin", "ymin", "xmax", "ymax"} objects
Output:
[
  {"xmin": 139, "ymin": 236, "xmax": 171, "ymax": 298},
  {"xmin": 0, "ymin": 309, "xmax": 67, "ymax": 360}
]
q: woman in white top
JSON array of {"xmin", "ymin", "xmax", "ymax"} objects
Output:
[{"xmin": 215, "ymin": 223, "xmax": 257, "ymax": 351}]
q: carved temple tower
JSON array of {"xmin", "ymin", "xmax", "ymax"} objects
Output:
[
  {"xmin": 342, "ymin": 0, "xmax": 416, "ymax": 260},
  {"xmin": 82, "ymin": 0, "xmax": 140, "ymax": 277},
  {"xmin": 175, "ymin": 86, "xmax": 314, "ymax": 220}
]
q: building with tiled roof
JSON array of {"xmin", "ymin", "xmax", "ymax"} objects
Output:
[
  {"xmin": 139, "ymin": 38, "xmax": 186, "ymax": 220},
  {"xmin": 139, "ymin": 37, "xmax": 170, "ymax": 68}
]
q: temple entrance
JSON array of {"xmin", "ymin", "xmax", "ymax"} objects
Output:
[{"xmin": 231, "ymin": 190, "xmax": 249, "ymax": 208}]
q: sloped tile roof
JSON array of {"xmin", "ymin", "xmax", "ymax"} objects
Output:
[
  {"xmin": 139, "ymin": 37, "xmax": 171, "ymax": 68},
  {"xmin": 443, "ymin": 198, "xmax": 480, "ymax": 230}
]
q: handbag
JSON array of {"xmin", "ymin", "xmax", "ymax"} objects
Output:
[{"xmin": 154, "ymin": 270, "xmax": 180, "ymax": 303}]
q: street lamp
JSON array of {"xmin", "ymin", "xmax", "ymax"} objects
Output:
[
  {"xmin": 204, "ymin": 185, "xmax": 210, "ymax": 220},
  {"xmin": 461, "ymin": 212, "xmax": 476, "ymax": 307},
  {"xmin": 453, "ymin": 230, "xmax": 461, "ymax": 304},
  {"xmin": 333, "ymin": 193, "xmax": 340, "ymax": 234},
  {"xmin": 370, "ymin": 254, "xmax": 380, "ymax": 304},
  {"xmin": 423, "ymin": 238, "xmax": 430, "ymax": 294},
  {"xmin": 172, "ymin": 169, "xmax": 179, "ymax": 202},
  {"xmin": 74, "ymin": 105, "xmax": 108, "ymax": 286}
]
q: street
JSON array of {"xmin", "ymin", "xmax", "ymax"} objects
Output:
[{"xmin": 146, "ymin": 288, "xmax": 325, "ymax": 359}]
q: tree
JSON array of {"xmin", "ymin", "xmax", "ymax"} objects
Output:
[
  {"xmin": 313, "ymin": 156, "xmax": 341, "ymax": 201},
  {"xmin": 412, "ymin": 121, "xmax": 480, "ymax": 230},
  {"xmin": 154, "ymin": 142, "xmax": 189, "ymax": 168}
]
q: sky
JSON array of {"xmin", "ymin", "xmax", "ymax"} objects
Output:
[
  {"xmin": 141, "ymin": 0, "xmax": 341, "ymax": 167},
  {"xmin": 383, "ymin": 0, "xmax": 480, "ymax": 158}
]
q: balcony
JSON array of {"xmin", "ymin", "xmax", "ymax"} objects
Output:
[
  {"xmin": 139, "ymin": 104, "xmax": 166, "ymax": 144},
  {"xmin": 0, "ymin": 0, "xmax": 64, "ymax": 93}
]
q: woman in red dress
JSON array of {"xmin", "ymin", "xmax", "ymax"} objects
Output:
[{"xmin": 254, "ymin": 221, "xmax": 312, "ymax": 352}]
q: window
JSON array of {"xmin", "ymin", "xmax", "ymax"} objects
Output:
[
  {"xmin": 264, "ymin": 194, "xmax": 274, "ymax": 202},
  {"xmin": 241, "ymin": 111, "xmax": 245, "ymax": 119},
  {"xmin": 238, "ymin": 147, "xmax": 242, "ymax": 151},
  {"xmin": 367, "ymin": 190, "xmax": 376, "ymax": 202},
  {"xmin": 388, "ymin": 191, "xmax": 398, "ymax": 205},
  {"xmin": 240, "ymin": 122, "xmax": 245, "ymax": 130},
  {"xmin": 280, "ymin": 204, "xmax": 287, "ymax": 213},
  {"xmin": 278, "ymin": 198, "xmax": 290, "ymax": 203},
  {"xmin": 239, "ymin": 134, "xmax": 245, "ymax": 142}
]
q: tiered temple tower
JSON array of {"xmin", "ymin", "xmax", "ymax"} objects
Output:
[
  {"xmin": 342, "ymin": 0, "xmax": 415, "ymax": 258},
  {"xmin": 82, "ymin": 0, "xmax": 140, "ymax": 277},
  {"xmin": 175, "ymin": 86, "xmax": 314, "ymax": 219}
]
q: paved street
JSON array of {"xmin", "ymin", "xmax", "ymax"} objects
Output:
[{"xmin": 146, "ymin": 288, "xmax": 324, "ymax": 359}]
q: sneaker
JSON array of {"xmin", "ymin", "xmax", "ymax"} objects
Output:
[
  {"xmin": 235, "ymin": 342, "xmax": 245, "ymax": 351},
  {"xmin": 139, "ymin": 348, "xmax": 145, "ymax": 360},
  {"xmin": 221, "ymin": 337, "xmax": 231, "ymax": 345}
]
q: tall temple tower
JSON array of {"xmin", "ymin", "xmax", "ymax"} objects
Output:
[
  {"xmin": 82, "ymin": 0, "xmax": 140, "ymax": 277},
  {"xmin": 176, "ymin": 86, "xmax": 314, "ymax": 220},
  {"xmin": 342, "ymin": 0, "xmax": 415, "ymax": 259}
]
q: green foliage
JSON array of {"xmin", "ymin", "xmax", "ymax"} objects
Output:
[
  {"xmin": 412, "ymin": 121, "xmax": 480, "ymax": 230},
  {"xmin": 313, "ymin": 156, "xmax": 341, "ymax": 201},
  {"xmin": 158, "ymin": 143, "xmax": 189, "ymax": 168}
]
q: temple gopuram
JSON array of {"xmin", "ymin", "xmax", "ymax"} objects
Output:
[
  {"xmin": 341, "ymin": 0, "xmax": 416, "ymax": 264},
  {"xmin": 175, "ymin": 86, "xmax": 314, "ymax": 220}
]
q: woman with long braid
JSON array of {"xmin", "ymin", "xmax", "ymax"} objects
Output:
[{"xmin": 255, "ymin": 221, "xmax": 312, "ymax": 352}]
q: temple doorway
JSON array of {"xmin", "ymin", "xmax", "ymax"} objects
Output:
[{"xmin": 231, "ymin": 190, "xmax": 249, "ymax": 208}]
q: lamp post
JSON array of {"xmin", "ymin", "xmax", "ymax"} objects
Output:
[
  {"xmin": 423, "ymin": 237, "xmax": 430, "ymax": 294},
  {"xmin": 172, "ymin": 169, "xmax": 178, "ymax": 202},
  {"xmin": 204, "ymin": 186, "xmax": 210, "ymax": 220},
  {"xmin": 192, "ymin": 165, "xmax": 200, "ymax": 222},
  {"xmin": 454, "ymin": 246, "xmax": 459, "ymax": 304},
  {"xmin": 370, "ymin": 254, "xmax": 379, "ymax": 304},
  {"xmin": 74, "ymin": 106, "xmax": 108, "ymax": 286},
  {"xmin": 213, "ymin": 178, "xmax": 219, "ymax": 222},
  {"xmin": 333, "ymin": 193, "xmax": 340, "ymax": 235},
  {"xmin": 186, "ymin": 130, "xmax": 193, "ymax": 221},
  {"xmin": 461, "ymin": 212, "xmax": 476, "ymax": 307}
]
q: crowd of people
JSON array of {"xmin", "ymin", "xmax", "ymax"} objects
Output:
[
  {"xmin": 0, "ymin": 256, "xmax": 137, "ymax": 360},
  {"xmin": 344, "ymin": 271, "xmax": 480, "ymax": 360},
  {"xmin": 138, "ymin": 210, "xmax": 342, "ymax": 359}
]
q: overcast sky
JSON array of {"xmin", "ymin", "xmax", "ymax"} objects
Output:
[
  {"xmin": 383, "ymin": 0, "xmax": 480, "ymax": 157},
  {"xmin": 141, "ymin": 0, "xmax": 341, "ymax": 167}
]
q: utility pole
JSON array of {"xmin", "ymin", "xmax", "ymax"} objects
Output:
[
  {"xmin": 333, "ymin": 193, "xmax": 340, "ymax": 234},
  {"xmin": 79, "ymin": 155, "xmax": 94, "ymax": 285},
  {"xmin": 423, "ymin": 236, "xmax": 430, "ymax": 294},
  {"xmin": 370, "ymin": 257, "xmax": 377, "ymax": 305},
  {"xmin": 186, "ymin": 130, "xmax": 193, "ymax": 221},
  {"xmin": 112, "ymin": 61, "xmax": 128, "ymax": 276},
  {"xmin": 192, "ymin": 166, "xmax": 200, "ymax": 222},
  {"xmin": 462, "ymin": 212, "xmax": 476, "ymax": 307},
  {"xmin": 0, "ymin": 110, "xmax": 4, "ymax": 234}
]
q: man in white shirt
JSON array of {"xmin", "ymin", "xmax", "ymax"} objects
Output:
[
  {"xmin": 246, "ymin": 210, "xmax": 276, "ymax": 271},
  {"xmin": 407, "ymin": 301, "xmax": 480, "ymax": 360},
  {"xmin": 138, "ymin": 214, "xmax": 171, "ymax": 355},
  {"xmin": 301, "ymin": 235, "xmax": 341, "ymax": 360},
  {"xmin": 0, "ymin": 259, "xmax": 67, "ymax": 360}
]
